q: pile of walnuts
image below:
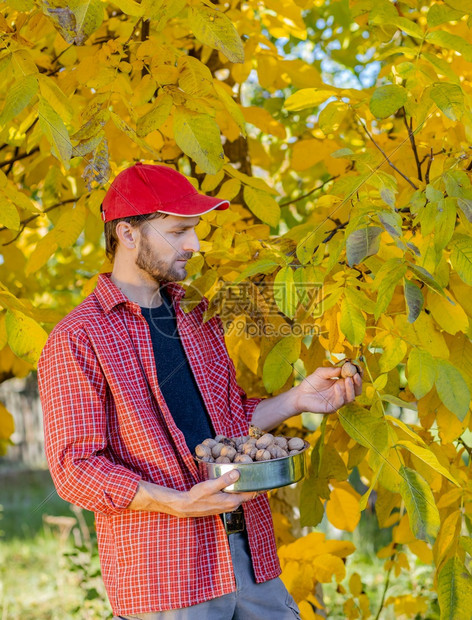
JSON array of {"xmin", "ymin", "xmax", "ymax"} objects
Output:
[{"xmin": 195, "ymin": 432, "xmax": 305, "ymax": 464}]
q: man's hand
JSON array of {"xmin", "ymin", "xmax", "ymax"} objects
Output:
[
  {"xmin": 292, "ymin": 366, "xmax": 363, "ymax": 415},
  {"xmin": 128, "ymin": 470, "xmax": 256, "ymax": 518}
]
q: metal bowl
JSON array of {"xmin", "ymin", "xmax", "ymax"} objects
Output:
[{"xmin": 195, "ymin": 440, "xmax": 310, "ymax": 493}]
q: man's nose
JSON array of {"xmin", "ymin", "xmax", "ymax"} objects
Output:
[{"xmin": 183, "ymin": 230, "xmax": 200, "ymax": 253}]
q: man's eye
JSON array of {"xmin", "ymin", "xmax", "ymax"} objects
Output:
[{"xmin": 173, "ymin": 231, "xmax": 185, "ymax": 235}]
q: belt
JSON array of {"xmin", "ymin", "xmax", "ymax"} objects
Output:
[{"xmin": 221, "ymin": 505, "xmax": 245, "ymax": 535}]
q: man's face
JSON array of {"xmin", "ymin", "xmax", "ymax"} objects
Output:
[{"xmin": 135, "ymin": 214, "xmax": 201, "ymax": 283}]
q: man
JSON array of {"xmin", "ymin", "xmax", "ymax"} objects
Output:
[{"xmin": 38, "ymin": 163, "xmax": 362, "ymax": 619}]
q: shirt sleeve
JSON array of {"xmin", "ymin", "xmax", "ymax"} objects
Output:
[{"xmin": 38, "ymin": 329, "xmax": 141, "ymax": 515}]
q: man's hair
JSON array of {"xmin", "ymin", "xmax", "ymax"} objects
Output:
[{"xmin": 104, "ymin": 212, "xmax": 169, "ymax": 260}]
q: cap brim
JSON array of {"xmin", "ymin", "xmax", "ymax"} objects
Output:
[{"xmin": 155, "ymin": 193, "xmax": 230, "ymax": 217}]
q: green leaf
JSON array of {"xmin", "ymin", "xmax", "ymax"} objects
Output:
[
  {"xmin": 399, "ymin": 466, "xmax": 440, "ymax": 543},
  {"xmin": 38, "ymin": 97, "xmax": 72, "ymax": 169},
  {"xmin": 233, "ymin": 258, "xmax": 280, "ymax": 283},
  {"xmin": 396, "ymin": 441, "xmax": 459, "ymax": 486},
  {"xmin": 438, "ymin": 557, "xmax": 472, "ymax": 620},
  {"xmin": 5, "ymin": 310, "xmax": 48, "ymax": 367},
  {"xmin": 404, "ymin": 278, "xmax": 424, "ymax": 323},
  {"xmin": 262, "ymin": 336, "xmax": 301, "ymax": 393},
  {"xmin": 300, "ymin": 479, "xmax": 324, "ymax": 527},
  {"xmin": 173, "ymin": 107, "xmax": 224, "ymax": 174},
  {"xmin": 427, "ymin": 3, "xmax": 465, "ymax": 27},
  {"xmin": 243, "ymin": 186, "xmax": 281, "ymax": 228},
  {"xmin": 274, "ymin": 267, "xmax": 297, "ymax": 319},
  {"xmin": 431, "ymin": 83, "xmax": 464, "ymax": 121},
  {"xmin": 407, "ymin": 262, "xmax": 445, "ymax": 296},
  {"xmin": 435, "ymin": 359, "xmax": 470, "ymax": 421},
  {"xmin": 0, "ymin": 74, "xmax": 37, "ymax": 127},
  {"xmin": 374, "ymin": 259, "xmax": 407, "ymax": 320},
  {"xmin": 296, "ymin": 228, "xmax": 326, "ymax": 265},
  {"xmin": 340, "ymin": 292, "xmax": 366, "ymax": 346},
  {"xmin": 426, "ymin": 31, "xmax": 472, "ymax": 63},
  {"xmin": 44, "ymin": 0, "xmax": 104, "ymax": 45},
  {"xmin": 188, "ymin": 5, "xmax": 244, "ymax": 63},
  {"xmin": 284, "ymin": 88, "xmax": 337, "ymax": 112},
  {"xmin": 407, "ymin": 348, "xmax": 436, "ymax": 400},
  {"xmin": 346, "ymin": 226, "xmax": 382, "ymax": 266},
  {"xmin": 444, "ymin": 0, "xmax": 472, "ymax": 12},
  {"xmin": 460, "ymin": 536, "xmax": 472, "ymax": 556},
  {"xmin": 450, "ymin": 235, "xmax": 472, "ymax": 286},
  {"xmin": 141, "ymin": 0, "xmax": 186, "ymax": 29},
  {"xmin": 136, "ymin": 94, "xmax": 173, "ymax": 137},
  {"xmin": 338, "ymin": 403, "xmax": 390, "ymax": 455},
  {"xmin": 379, "ymin": 336, "xmax": 407, "ymax": 373},
  {"xmin": 369, "ymin": 85, "xmax": 408, "ymax": 119}
]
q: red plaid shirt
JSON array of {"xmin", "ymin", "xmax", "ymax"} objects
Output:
[{"xmin": 38, "ymin": 273, "xmax": 280, "ymax": 616}]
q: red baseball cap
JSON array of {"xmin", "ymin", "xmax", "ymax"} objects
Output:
[{"xmin": 101, "ymin": 163, "xmax": 229, "ymax": 223}]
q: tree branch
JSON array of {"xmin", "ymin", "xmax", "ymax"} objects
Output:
[
  {"xmin": 279, "ymin": 176, "xmax": 339, "ymax": 207},
  {"xmin": 403, "ymin": 109, "xmax": 422, "ymax": 181},
  {"xmin": 0, "ymin": 198, "xmax": 79, "ymax": 246},
  {"xmin": 358, "ymin": 118, "xmax": 418, "ymax": 190},
  {"xmin": 425, "ymin": 148, "xmax": 433, "ymax": 184},
  {"xmin": 0, "ymin": 147, "xmax": 40, "ymax": 170}
]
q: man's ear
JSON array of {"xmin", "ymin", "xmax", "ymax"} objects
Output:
[{"xmin": 115, "ymin": 221, "xmax": 138, "ymax": 250}]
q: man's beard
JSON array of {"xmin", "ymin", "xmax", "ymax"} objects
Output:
[{"xmin": 135, "ymin": 235, "xmax": 190, "ymax": 283}]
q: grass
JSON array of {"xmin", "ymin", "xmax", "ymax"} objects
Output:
[{"xmin": 0, "ymin": 467, "xmax": 111, "ymax": 620}]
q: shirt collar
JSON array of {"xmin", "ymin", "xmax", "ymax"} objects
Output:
[{"xmin": 94, "ymin": 273, "xmax": 186, "ymax": 314}]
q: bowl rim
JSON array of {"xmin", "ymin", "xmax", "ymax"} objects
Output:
[{"xmin": 194, "ymin": 439, "xmax": 310, "ymax": 466}]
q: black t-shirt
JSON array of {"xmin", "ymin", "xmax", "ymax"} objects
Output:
[{"xmin": 140, "ymin": 289, "xmax": 215, "ymax": 454}]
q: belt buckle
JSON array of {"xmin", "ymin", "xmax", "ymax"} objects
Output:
[{"xmin": 222, "ymin": 505, "xmax": 245, "ymax": 535}]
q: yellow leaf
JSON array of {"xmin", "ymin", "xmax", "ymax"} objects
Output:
[
  {"xmin": 0, "ymin": 195, "xmax": 20, "ymax": 230},
  {"xmin": 408, "ymin": 540, "xmax": 433, "ymax": 563},
  {"xmin": 0, "ymin": 402, "xmax": 14, "ymax": 441},
  {"xmin": 38, "ymin": 75, "xmax": 74, "ymax": 124},
  {"xmin": 280, "ymin": 560, "xmax": 314, "ymax": 602},
  {"xmin": 136, "ymin": 93, "xmax": 173, "ymax": 137},
  {"xmin": 216, "ymin": 178, "xmax": 241, "ymax": 201},
  {"xmin": 214, "ymin": 81, "xmax": 246, "ymax": 137},
  {"xmin": 428, "ymin": 291, "xmax": 469, "ymax": 335},
  {"xmin": 437, "ymin": 403, "xmax": 464, "ymax": 442},
  {"xmin": 0, "ymin": 74, "xmax": 38, "ymax": 127},
  {"xmin": 349, "ymin": 572, "xmax": 363, "ymax": 596},
  {"xmin": 243, "ymin": 186, "xmax": 280, "ymax": 228},
  {"xmin": 291, "ymin": 138, "xmax": 338, "ymax": 172},
  {"xmin": 396, "ymin": 440, "xmax": 460, "ymax": 486},
  {"xmin": 311, "ymin": 553, "xmax": 346, "ymax": 583},
  {"xmin": 378, "ymin": 335, "xmax": 407, "ymax": 373},
  {"xmin": 25, "ymin": 232, "xmax": 59, "ymax": 276},
  {"xmin": 326, "ymin": 484, "xmax": 361, "ymax": 531},
  {"xmin": 5, "ymin": 310, "xmax": 48, "ymax": 368},
  {"xmin": 242, "ymin": 106, "xmax": 286, "ymax": 139},
  {"xmin": 284, "ymin": 88, "xmax": 337, "ymax": 112}
]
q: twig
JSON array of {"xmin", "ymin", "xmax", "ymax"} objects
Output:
[
  {"xmin": 0, "ymin": 197, "xmax": 79, "ymax": 245},
  {"xmin": 425, "ymin": 148, "xmax": 433, "ymax": 184},
  {"xmin": 403, "ymin": 109, "xmax": 422, "ymax": 181},
  {"xmin": 374, "ymin": 557, "xmax": 395, "ymax": 620},
  {"xmin": 0, "ymin": 147, "xmax": 40, "ymax": 170},
  {"xmin": 358, "ymin": 118, "xmax": 419, "ymax": 190},
  {"xmin": 279, "ymin": 176, "xmax": 339, "ymax": 207}
]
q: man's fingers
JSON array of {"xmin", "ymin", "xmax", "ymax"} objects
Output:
[
  {"xmin": 313, "ymin": 366, "xmax": 341, "ymax": 379},
  {"xmin": 210, "ymin": 469, "xmax": 240, "ymax": 492}
]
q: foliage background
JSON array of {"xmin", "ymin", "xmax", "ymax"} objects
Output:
[{"xmin": 1, "ymin": 0, "xmax": 472, "ymax": 617}]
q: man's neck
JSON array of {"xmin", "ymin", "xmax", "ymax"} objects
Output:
[{"xmin": 110, "ymin": 270, "xmax": 163, "ymax": 308}]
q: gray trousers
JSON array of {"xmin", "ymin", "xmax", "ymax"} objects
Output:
[{"xmin": 114, "ymin": 531, "xmax": 300, "ymax": 619}]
